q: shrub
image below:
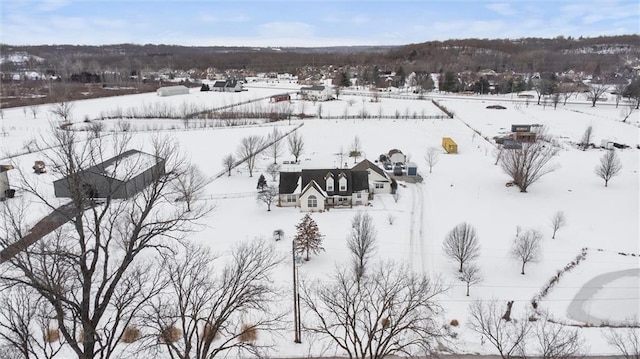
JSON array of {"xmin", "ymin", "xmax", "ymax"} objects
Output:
[
  {"xmin": 122, "ymin": 326, "xmax": 141, "ymax": 343},
  {"xmin": 159, "ymin": 326, "xmax": 182, "ymax": 343},
  {"xmin": 238, "ymin": 323, "xmax": 257, "ymax": 342},
  {"xmin": 381, "ymin": 317, "xmax": 391, "ymax": 328},
  {"xmin": 450, "ymin": 319, "xmax": 459, "ymax": 327},
  {"xmin": 44, "ymin": 328, "xmax": 60, "ymax": 343},
  {"xmin": 201, "ymin": 323, "xmax": 220, "ymax": 340}
]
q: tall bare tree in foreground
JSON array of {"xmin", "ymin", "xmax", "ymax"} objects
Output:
[
  {"xmin": 604, "ymin": 327, "xmax": 640, "ymax": 359},
  {"xmin": 500, "ymin": 141, "xmax": 557, "ymax": 193},
  {"xmin": 510, "ymin": 229, "xmax": 543, "ymax": 275},
  {"xmin": 550, "ymin": 211, "xmax": 566, "ymax": 239},
  {"xmin": 443, "ymin": 222, "xmax": 480, "ymax": 273},
  {"xmin": 143, "ymin": 240, "xmax": 282, "ymax": 359},
  {"xmin": 595, "ymin": 150, "xmax": 623, "ymax": 187},
  {"xmin": 0, "ymin": 284, "xmax": 64, "ymax": 359},
  {"xmin": 425, "ymin": 147, "xmax": 440, "ymax": 173},
  {"xmin": 300, "ymin": 262, "xmax": 446, "ymax": 359},
  {"xmin": 237, "ymin": 135, "xmax": 263, "ymax": 177},
  {"xmin": 534, "ymin": 318, "xmax": 585, "ymax": 359},
  {"xmin": 287, "ymin": 131, "xmax": 304, "ymax": 163},
  {"xmin": 0, "ymin": 130, "xmax": 209, "ymax": 359},
  {"xmin": 468, "ymin": 299, "xmax": 531, "ymax": 359},
  {"xmin": 346, "ymin": 211, "xmax": 377, "ymax": 280}
]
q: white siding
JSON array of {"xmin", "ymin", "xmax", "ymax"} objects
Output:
[{"xmin": 299, "ymin": 187, "xmax": 325, "ymax": 212}]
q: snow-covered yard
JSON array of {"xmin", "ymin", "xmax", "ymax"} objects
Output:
[{"xmin": 0, "ymin": 85, "xmax": 638, "ymax": 356}]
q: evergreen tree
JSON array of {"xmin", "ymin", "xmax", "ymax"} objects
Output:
[
  {"xmin": 256, "ymin": 174, "xmax": 267, "ymax": 191},
  {"xmin": 395, "ymin": 66, "xmax": 406, "ymax": 87},
  {"xmin": 294, "ymin": 214, "xmax": 324, "ymax": 261},
  {"xmin": 200, "ymin": 83, "xmax": 210, "ymax": 91},
  {"xmin": 338, "ymin": 71, "xmax": 351, "ymax": 87}
]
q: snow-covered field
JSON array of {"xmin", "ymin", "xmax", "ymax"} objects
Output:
[{"xmin": 1, "ymin": 84, "xmax": 638, "ymax": 356}]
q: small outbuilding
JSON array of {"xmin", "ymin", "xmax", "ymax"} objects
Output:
[
  {"xmin": 53, "ymin": 149, "xmax": 166, "ymax": 199},
  {"xmin": 442, "ymin": 137, "xmax": 458, "ymax": 154},
  {"xmin": 0, "ymin": 165, "xmax": 14, "ymax": 200},
  {"xmin": 157, "ymin": 85, "xmax": 189, "ymax": 97},
  {"xmin": 270, "ymin": 94, "xmax": 291, "ymax": 103},
  {"xmin": 407, "ymin": 162, "xmax": 418, "ymax": 176}
]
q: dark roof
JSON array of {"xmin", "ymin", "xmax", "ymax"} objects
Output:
[
  {"xmin": 301, "ymin": 85, "xmax": 326, "ymax": 91},
  {"xmin": 301, "ymin": 169, "xmax": 368, "ymax": 195},
  {"xmin": 279, "ymin": 172, "xmax": 301, "ymax": 194},
  {"xmin": 388, "ymin": 148, "xmax": 403, "ymax": 155},
  {"xmin": 212, "ymin": 80, "xmax": 226, "ymax": 88},
  {"xmin": 352, "ymin": 159, "xmax": 386, "ymax": 178}
]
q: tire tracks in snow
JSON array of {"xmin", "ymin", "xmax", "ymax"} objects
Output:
[{"xmin": 408, "ymin": 182, "xmax": 436, "ymax": 278}]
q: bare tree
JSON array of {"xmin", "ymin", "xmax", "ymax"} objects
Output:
[
  {"xmin": 443, "ymin": 222, "xmax": 480, "ymax": 273},
  {"xmin": 350, "ymin": 136, "xmax": 362, "ymax": 163},
  {"xmin": 0, "ymin": 284, "xmax": 64, "ymax": 359},
  {"xmin": 300, "ymin": 262, "xmax": 446, "ymax": 359},
  {"xmin": 587, "ymin": 83, "xmax": 608, "ymax": 107},
  {"xmin": 346, "ymin": 211, "xmax": 377, "ymax": 280},
  {"xmin": 579, "ymin": 125, "xmax": 593, "ymax": 151},
  {"xmin": 50, "ymin": 101, "xmax": 74, "ymax": 122},
  {"xmin": 604, "ymin": 327, "xmax": 640, "ymax": 359},
  {"xmin": 510, "ymin": 229, "xmax": 543, "ymax": 275},
  {"xmin": 144, "ymin": 240, "xmax": 282, "ymax": 359},
  {"xmin": 287, "ymin": 131, "xmax": 304, "ymax": 163},
  {"xmin": 237, "ymin": 135, "xmax": 263, "ymax": 177},
  {"xmin": 256, "ymin": 185, "xmax": 278, "ymax": 211},
  {"xmin": 335, "ymin": 146, "xmax": 347, "ymax": 167},
  {"xmin": 551, "ymin": 93, "xmax": 560, "ymax": 109},
  {"xmin": 266, "ymin": 162, "xmax": 281, "ymax": 181},
  {"xmin": 468, "ymin": 299, "xmax": 532, "ymax": 359},
  {"xmin": 267, "ymin": 127, "xmax": 283, "ymax": 164},
  {"xmin": 317, "ymin": 103, "xmax": 323, "ymax": 119},
  {"xmin": 459, "ymin": 263, "xmax": 482, "ymax": 297},
  {"xmin": 294, "ymin": 214, "xmax": 324, "ymax": 261},
  {"xmin": 550, "ymin": 211, "xmax": 566, "ymax": 239},
  {"xmin": 534, "ymin": 318, "xmax": 585, "ymax": 359},
  {"xmin": 425, "ymin": 147, "xmax": 440, "ymax": 174},
  {"xmin": 500, "ymin": 141, "xmax": 557, "ymax": 193},
  {"xmin": 0, "ymin": 131, "xmax": 209, "ymax": 359},
  {"xmin": 620, "ymin": 102, "xmax": 636, "ymax": 123},
  {"xmin": 29, "ymin": 105, "xmax": 39, "ymax": 119},
  {"xmin": 595, "ymin": 150, "xmax": 623, "ymax": 187},
  {"xmin": 615, "ymin": 83, "xmax": 628, "ymax": 108},
  {"xmin": 222, "ymin": 153, "xmax": 235, "ymax": 176},
  {"xmin": 173, "ymin": 163, "xmax": 208, "ymax": 212}
]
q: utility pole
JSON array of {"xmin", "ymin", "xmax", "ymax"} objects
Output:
[{"xmin": 292, "ymin": 240, "xmax": 301, "ymax": 343}]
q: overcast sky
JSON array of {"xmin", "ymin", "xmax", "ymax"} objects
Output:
[{"xmin": 1, "ymin": 0, "xmax": 639, "ymax": 47}]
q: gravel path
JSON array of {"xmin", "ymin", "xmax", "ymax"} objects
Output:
[{"xmin": 567, "ymin": 268, "xmax": 640, "ymax": 325}]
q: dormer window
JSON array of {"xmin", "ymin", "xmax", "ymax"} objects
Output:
[
  {"xmin": 338, "ymin": 174, "xmax": 347, "ymax": 191},
  {"xmin": 325, "ymin": 173, "xmax": 334, "ymax": 192}
]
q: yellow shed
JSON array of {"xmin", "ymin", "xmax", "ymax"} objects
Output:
[{"xmin": 442, "ymin": 137, "xmax": 458, "ymax": 154}]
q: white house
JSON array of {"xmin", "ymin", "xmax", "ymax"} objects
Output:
[
  {"xmin": 0, "ymin": 165, "xmax": 14, "ymax": 199},
  {"xmin": 211, "ymin": 79, "xmax": 243, "ymax": 92},
  {"xmin": 300, "ymin": 85, "xmax": 333, "ymax": 101},
  {"xmin": 279, "ymin": 169, "xmax": 369, "ymax": 212},
  {"xmin": 157, "ymin": 85, "xmax": 189, "ymax": 97},
  {"xmin": 352, "ymin": 159, "xmax": 392, "ymax": 194}
]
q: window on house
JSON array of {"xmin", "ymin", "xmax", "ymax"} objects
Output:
[
  {"xmin": 326, "ymin": 177, "xmax": 334, "ymax": 191},
  {"xmin": 375, "ymin": 183, "xmax": 384, "ymax": 189},
  {"xmin": 339, "ymin": 177, "xmax": 347, "ymax": 191},
  {"xmin": 308, "ymin": 195, "xmax": 317, "ymax": 208},
  {"xmin": 287, "ymin": 195, "xmax": 296, "ymax": 203},
  {"xmin": 357, "ymin": 193, "xmax": 362, "ymax": 198}
]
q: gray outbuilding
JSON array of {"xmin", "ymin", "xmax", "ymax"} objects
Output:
[{"xmin": 53, "ymin": 149, "xmax": 166, "ymax": 199}]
